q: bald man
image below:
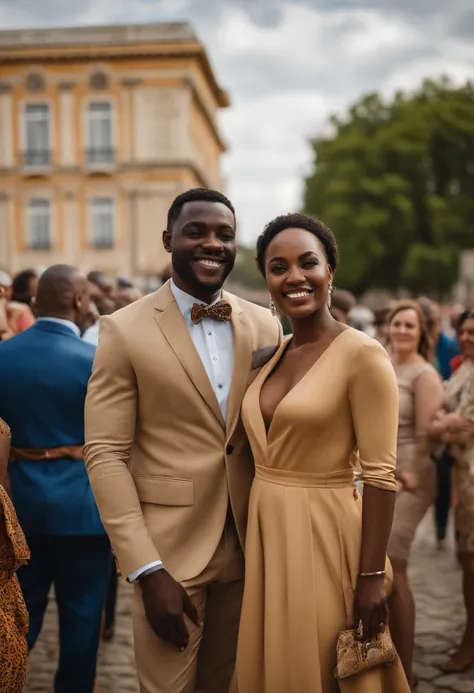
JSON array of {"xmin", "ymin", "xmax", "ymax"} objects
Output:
[{"xmin": 0, "ymin": 265, "xmax": 110, "ymax": 693}]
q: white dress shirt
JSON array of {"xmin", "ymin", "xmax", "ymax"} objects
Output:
[
  {"xmin": 127, "ymin": 280, "xmax": 234, "ymax": 582},
  {"xmin": 82, "ymin": 321, "xmax": 99, "ymax": 346}
]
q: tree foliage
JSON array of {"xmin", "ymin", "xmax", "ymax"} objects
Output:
[
  {"xmin": 303, "ymin": 78, "xmax": 474, "ymax": 296},
  {"xmin": 231, "ymin": 245, "xmax": 266, "ymax": 290}
]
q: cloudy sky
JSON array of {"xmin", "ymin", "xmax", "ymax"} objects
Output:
[{"xmin": 1, "ymin": 0, "xmax": 473, "ymax": 243}]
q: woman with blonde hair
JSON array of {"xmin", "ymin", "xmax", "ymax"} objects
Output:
[{"xmin": 385, "ymin": 300, "xmax": 444, "ymax": 686}]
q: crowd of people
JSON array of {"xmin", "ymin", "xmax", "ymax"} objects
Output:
[
  {"xmin": 331, "ymin": 292, "xmax": 474, "ymax": 684},
  {"xmin": 0, "ymin": 187, "xmax": 473, "ymax": 693}
]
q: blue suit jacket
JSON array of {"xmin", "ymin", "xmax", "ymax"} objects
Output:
[
  {"xmin": 0, "ymin": 321, "xmax": 105, "ymax": 537},
  {"xmin": 436, "ymin": 331, "xmax": 460, "ymax": 381}
]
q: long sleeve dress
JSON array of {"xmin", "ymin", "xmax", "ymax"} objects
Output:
[{"xmin": 232, "ymin": 329, "xmax": 410, "ymax": 693}]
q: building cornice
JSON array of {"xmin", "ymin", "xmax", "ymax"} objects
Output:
[
  {"xmin": 0, "ymin": 24, "xmax": 230, "ymax": 108},
  {"xmin": 0, "ymin": 160, "xmax": 212, "ymax": 187}
]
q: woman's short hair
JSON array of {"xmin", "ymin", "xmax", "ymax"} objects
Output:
[
  {"xmin": 457, "ymin": 308, "xmax": 474, "ymax": 331},
  {"xmin": 256, "ymin": 213, "xmax": 338, "ymax": 277}
]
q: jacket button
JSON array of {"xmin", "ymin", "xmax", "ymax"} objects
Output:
[{"xmin": 226, "ymin": 445, "xmax": 234, "ymax": 455}]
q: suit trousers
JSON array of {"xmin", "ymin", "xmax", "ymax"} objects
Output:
[
  {"xmin": 18, "ymin": 534, "xmax": 111, "ymax": 693},
  {"xmin": 133, "ymin": 521, "xmax": 245, "ymax": 693}
]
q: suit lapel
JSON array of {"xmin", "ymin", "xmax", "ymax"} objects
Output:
[
  {"xmin": 153, "ymin": 283, "xmax": 225, "ymax": 428},
  {"xmin": 225, "ymin": 292, "xmax": 253, "ymax": 441}
]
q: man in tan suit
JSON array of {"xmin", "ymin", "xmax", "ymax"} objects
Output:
[{"xmin": 84, "ymin": 188, "xmax": 282, "ymax": 693}]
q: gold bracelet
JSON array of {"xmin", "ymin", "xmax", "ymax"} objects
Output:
[{"xmin": 359, "ymin": 570, "xmax": 386, "ymax": 577}]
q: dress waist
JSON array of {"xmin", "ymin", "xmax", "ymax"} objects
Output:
[{"xmin": 255, "ymin": 465, "xmax": 355, "ymax": 488}]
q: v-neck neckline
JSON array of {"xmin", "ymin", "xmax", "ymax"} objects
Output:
[{"xmin": 257, "ymin": 328, "xmax": 352, "ymax": 443}]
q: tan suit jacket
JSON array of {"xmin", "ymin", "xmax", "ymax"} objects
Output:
[{"xmin": 84, "ymin": 282, "xmax": 282, "ymax": 583}]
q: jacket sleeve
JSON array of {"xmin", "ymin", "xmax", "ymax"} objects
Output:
[{"xmin": 84, "ymin": 316, "xmax": 161, "ymax": 576}]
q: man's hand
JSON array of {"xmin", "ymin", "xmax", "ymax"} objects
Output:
[{"xmin": 139, "ymin": 569, "xmax": 200, "ymax": 651}]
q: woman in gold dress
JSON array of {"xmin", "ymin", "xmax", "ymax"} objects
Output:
[
  {"xmin": 0, "ymin": 417, "xmax": 30, "ymax": 692},
  {"xmin": 232, "ymin": 214, "xmax": 410, "ymax": 692}
]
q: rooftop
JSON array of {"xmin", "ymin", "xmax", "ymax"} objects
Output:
[
  {"xmin": 0, "ymin": 22, "xmax": 229, "ymax": 107},
  {"xmin": 0, "ymin": 22, "xmax": 197, "ymax": 48}
]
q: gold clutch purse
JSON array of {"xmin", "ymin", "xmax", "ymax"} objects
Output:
[{"xmin": 333, "ymin": 624, "xmax": 396, "ymax": 680}]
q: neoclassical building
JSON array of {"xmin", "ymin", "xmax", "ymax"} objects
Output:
[{"xmin": 0, "ymin": 23, "xmax": 229, "ymax": 278}]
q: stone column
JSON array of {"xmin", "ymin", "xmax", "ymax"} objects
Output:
[
  {"xmin": 0, "ymin": 85, "xmax": 14, "ymax": 169},
  {"xmin": 0, "ymin": 193, "xmax": 12, "ymax": 269},
  {"xmin": 120, "ymin": 79, "xmax": 141, "ymax": 164},
  {"xmin": 59, "ymin": 82, "xmax": 75, "ymax": 167},
  {"xmin": 61, "ymin": 190, "xmax": 78, "ymax": 265}
]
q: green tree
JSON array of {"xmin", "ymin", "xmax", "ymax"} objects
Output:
[
  {"xmin": 303, "ymin": 78, "xmax": 474, "ymax": 296},
  {"xmin": 231, "ymin": 245, "xmax": 266, "ymax": 290}
]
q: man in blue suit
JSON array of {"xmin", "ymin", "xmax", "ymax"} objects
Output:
[{"xmin": 0, "ymin": 264, "xmax": 110, "ymax": 693}]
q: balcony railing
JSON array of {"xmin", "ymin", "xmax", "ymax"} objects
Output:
[
  {"xmin": 86, "ymin": 148, "xmax": 115, "ymax": 165},
  {"xmin": 91, "ymin": 236, "xmax": 114, "ymax": 250},
  {"xmin": 23, "ymin": 150, "xmax": 51, "ymax": 167},
  {"xmin": 29, "ymin": 238, "xmax": 51, "ymax": 251}
]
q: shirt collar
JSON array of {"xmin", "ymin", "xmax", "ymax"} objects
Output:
[
  {"xmin": 36, "ymin": 317, "xmax": 81, "ymax": 338},
  {"xmin": 170, "ymin": 279, "xmax": 222, "ymax": 318}
]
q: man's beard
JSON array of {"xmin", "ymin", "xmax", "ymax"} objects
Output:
[{"xmin": 171, "ymin": 253, "xmax": 234, "ymax": 293}]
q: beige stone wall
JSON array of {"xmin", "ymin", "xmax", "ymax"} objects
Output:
[{"xmin": 0, "ymin": 22, "xmax": 228, "ymax": 278}]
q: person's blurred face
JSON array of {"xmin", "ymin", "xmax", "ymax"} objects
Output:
[
  {"xmin": 459, "ymin": 317, "xmax": 474, "ymax": 361},
  {"xmin": 28, "ymin": 275, "xmax": 39, "ymax": 298},
  {"xmin": 388, "ymin": 308, "xmax": 421, "ymax": 357},
  {"xmin": 115, "ymin": 287, "xmax": 143, "ymax": 310},
  {"xmin": 1, "ymin": 285, "xmax": 12, "ymax": 301},
  {"xmin": 73, "ymin": 277, "xmax": 92, "ymax": 329},
  {"xmin": 430, "ymin": 303, "xmax": 442, "ymax": 342}
]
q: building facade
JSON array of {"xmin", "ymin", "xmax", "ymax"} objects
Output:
[{"xmin": 0, "ymin": 23, "xmax": 229, "ymax": 278}]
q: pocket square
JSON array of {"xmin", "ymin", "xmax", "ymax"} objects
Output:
[{"xmin": 251, "ymin": 345, "xmax": 278, "ymax": 370}]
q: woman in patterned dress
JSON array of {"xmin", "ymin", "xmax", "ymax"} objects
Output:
[
  {"xmin": 430, "ymin": 309, "xmax": 474, "ymax": 672},
  {"xmin": 0, "ymin": 417, "xmax": 30, "ymax": 692}
]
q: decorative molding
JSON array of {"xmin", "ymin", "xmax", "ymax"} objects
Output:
[
  {"xmin": 121, "ymin": 78, "xmax": 141, "ymax": 88},
  {"xmin": 25, "ymin": 73, "xmax": 45, "ymax": 92},
  {"xmin": 121, "ymin": 159, "xmax": 210, "ymax": 187},
  {"xmin": 90, "ymin": 71, "xmax": 109, "ymax": 90},
  {"xmin": 0, "ymin": 82, "xmax": 12, "ymax": 93},
  {"xmin": 59, "ymin": 81, "xmax": 76, "ymax": 91},
  {"xmin": 0, "ymin": 23, "xmax": 195, "ymax": 49}
]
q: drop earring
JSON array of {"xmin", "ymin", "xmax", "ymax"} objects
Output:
[
  {"xmin": 327, "ymin": 278, "xmax": 333, "ymax": 309},
  {"xmin": 269, "ymin": 293, "xmax": 276, "ymax": 317}
]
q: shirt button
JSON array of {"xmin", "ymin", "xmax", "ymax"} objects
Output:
[
  {"xmin": 213, "ymin": 356, "xmax": 218, "ymax": 361},
  {"xmin": 218, "ymin": 384, "xmax": 223, "ymax": 389},
  {"xmin": 208, "ymin": 331, "xmax": 212, "ymax": 336}
]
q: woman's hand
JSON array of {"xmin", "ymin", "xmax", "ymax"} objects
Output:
[
  {"xmin": 396, "ymin": 470, "xmax": 418, "ymax": 492},
  {"xmin": 444, "ymin": 412, "xmax": 473, "ymax": 432},
  {"xmin": 353, "ymin": 574, "xmax": 387, "ymax": 643}
]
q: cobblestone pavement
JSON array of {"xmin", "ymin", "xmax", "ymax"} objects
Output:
[{"xmin": 25, "ymin": 512, "xmax": 470, "ymax": 692}]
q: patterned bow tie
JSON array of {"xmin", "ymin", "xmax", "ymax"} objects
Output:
[{"xmin": 191, "ymin": 300, "xmax": 232, "ymax": 324}]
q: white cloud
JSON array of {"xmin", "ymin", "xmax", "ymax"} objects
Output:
[{"xmin": 0, "ymin": 0, "xmax": 473, "ymax": 243}]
